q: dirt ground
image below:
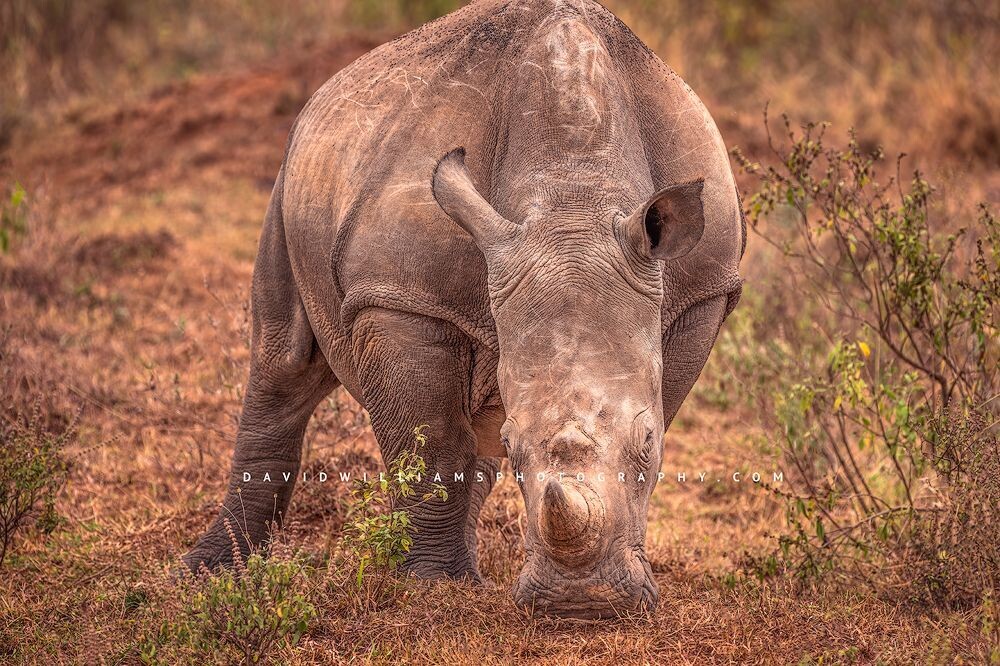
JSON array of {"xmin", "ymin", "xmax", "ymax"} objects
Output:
[{"xmin": 1, "ymin": 13, "xmax": 996, "ymax": 665}]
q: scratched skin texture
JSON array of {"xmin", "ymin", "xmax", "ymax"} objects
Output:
[{"xmin": 184, "ymin": 0, "xmax": 744, "ymax": 619}]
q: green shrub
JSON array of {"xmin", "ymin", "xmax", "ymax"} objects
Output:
[
  {"xmin": 0, "ymin": 400, "xmax": 74, "ymax": 566},
  {"xmin": 732, "ymin": 114, "xmax": 998, "ymax": 603},
  {"xmin": 143, "ymin": 527, "xmax": 316, "ymax": 666},
  {"xmin": 735, "ymin": 116, "xmax": 997, "ymax": 408},
  {"xmin": 908, "ymin": 409, "xmax": 1000, "ymax": 606}
]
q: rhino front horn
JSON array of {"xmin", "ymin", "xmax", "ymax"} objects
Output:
[{"xmin": 538, "ymin": 479, "xmax": 606, "ymax": 565}]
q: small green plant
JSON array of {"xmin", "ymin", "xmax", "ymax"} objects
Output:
[
  {"xmin": 0, "ymin": 401, "xmax": 75, "ymax": 566},
  {"xmin": 143, "ymin": 523, "xmax": 315, "ymax": 665},
  {"xmin": 340, "ymin": 425, "xmax": 447, "ymax": 606},
  {"xmin": 0, "ymin": 182, "xmax": 28, "ymax": 253}
]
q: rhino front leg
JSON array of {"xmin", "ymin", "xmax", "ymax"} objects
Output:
[
  {"xmin": 352, "ymin": 307, "xmax": 492, "ymax": 581},
  {"xmin": 183, "ymin": 174, "xmax": 338, "ymax": 571}
]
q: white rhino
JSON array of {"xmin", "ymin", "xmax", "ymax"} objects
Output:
[{"xmin": 186, "ymin": 0, "xmax": 744, "ymax": 618}]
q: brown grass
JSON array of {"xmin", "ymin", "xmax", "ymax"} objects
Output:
[{"xmin": 1, "ymin": 0, "xmax": 998, "ymax": 663}]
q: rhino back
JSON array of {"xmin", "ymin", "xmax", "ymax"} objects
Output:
[{"xmin": 279, "ymin": 0, "xmax": 742, "ymax": 363}]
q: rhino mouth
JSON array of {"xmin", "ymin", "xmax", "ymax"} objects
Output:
[{"xmin": 512, "ymin": 545, "xmax": 658, "ymax": 619}]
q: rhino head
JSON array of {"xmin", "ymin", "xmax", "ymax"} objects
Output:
[{"xmin": 432, "ymin": 147, "xmax": 705, "ymax": 618}]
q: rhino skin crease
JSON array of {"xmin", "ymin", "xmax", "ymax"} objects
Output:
[{"xmin": 184, "ymin": 0, "xmax": 745, "ymax": 619}]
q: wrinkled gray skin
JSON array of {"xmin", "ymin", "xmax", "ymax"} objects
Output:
[{"xmin": 184, "ymin": 0, "xmax": 744, "ymax": 619}]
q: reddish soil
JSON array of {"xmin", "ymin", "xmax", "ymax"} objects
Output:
[{"xmin": 6, "ymin": 36, "xmax": 381, "ymax": 216}]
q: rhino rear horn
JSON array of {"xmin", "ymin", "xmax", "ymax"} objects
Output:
[{"xmin": 432, "ymin": 147, "xmax": 521, "ymax": 248}]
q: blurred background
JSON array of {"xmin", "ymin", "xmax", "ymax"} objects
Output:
[{"xmin": 2, "ymin": 0, "xmax": 997, "ymax": 167}]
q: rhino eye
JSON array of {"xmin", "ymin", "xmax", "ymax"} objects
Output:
[
  {"xmin": 506, "ymin": 438, "xmax": 527, "ymax": 480},
  {"xmin": 637, "ymin": 431, "xmax": 654, "ymax": 470}
]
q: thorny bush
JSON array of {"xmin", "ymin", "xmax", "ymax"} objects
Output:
[{"xmin": 731, "ymin": 113, "xmax": 998, "ymax": 607}]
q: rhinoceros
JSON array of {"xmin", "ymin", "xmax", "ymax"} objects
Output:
[{"xmin": 185, "ymin": 0, "xmax": 744, "ymax": 618}]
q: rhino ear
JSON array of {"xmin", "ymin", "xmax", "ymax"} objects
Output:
[
  {"xmin": 626, "ymin": 179, "xmax": 706, "ymax": 261},
  {"xmin": 432, "ymin": 148, "xmax": 520, "ymax": 248}
]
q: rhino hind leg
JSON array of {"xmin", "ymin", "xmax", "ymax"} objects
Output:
[
  {"xmin": 183, "ymin": 175, "xmax": 339, "ymax": 572},
  {"xmin": 352, "ymin": 307, "xmax": 490, "ymax": 581}
]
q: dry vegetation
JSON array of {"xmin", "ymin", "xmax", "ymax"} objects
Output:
[{"xmin": 1, "ymin": 0, "xmax": 998, "ymax": 663}]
